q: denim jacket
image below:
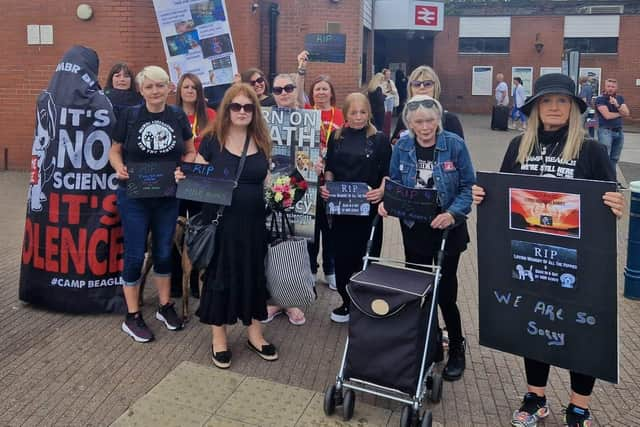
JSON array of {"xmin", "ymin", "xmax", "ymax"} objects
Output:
[{"xmin": 389, "ymin": 131, "xmax": 476, "ymax": 227}]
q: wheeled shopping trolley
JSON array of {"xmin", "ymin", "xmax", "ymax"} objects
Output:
[{"xmin": 324, "ymin": 217, "xmax": 448, "ymax": 427}]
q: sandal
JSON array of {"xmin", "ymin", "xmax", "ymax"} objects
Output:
[
  {"xmin": 285, "ymin": 307, "xmax": 306, "ymax": 326},
  {"xmin": 247, "ymin": 340, "xmax": 278, "ymax": 361},
  {"xmin": 261, "ymin": 306, "xmax": 283, "ymax": 324}
]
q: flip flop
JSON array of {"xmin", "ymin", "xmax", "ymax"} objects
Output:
[
  {"xmin": 285, "ymin": 308, "xmax": 306, "ymax": 326},
  {"xmin": 261, "ymin": 307, "xmax": 283, "ymax": 324}
]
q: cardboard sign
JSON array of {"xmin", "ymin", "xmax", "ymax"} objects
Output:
[
  {"xmin": 176, "ymin": 162, "xmax": 235, "ymax": 205},
  {"xmin": 326, "ymin": 182, "xmax": 370, "ymax": 216},
  {"xmin": 477, "ymin": 172, "xmax": 618, "ymax": 383},
  {"xmin": 304, "ymin": 33, "xmax": 346, "ymax": 63},
  {"xmin": 126, "ymin": 161, "xmax": 177, "ymax": 199},
  {"xmin": 383, "ymin": 178, "xmax": 438, "ymax": 222}
]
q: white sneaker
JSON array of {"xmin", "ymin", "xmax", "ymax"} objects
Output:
[{"xmin": 325, "ymin": 274, "xmax": 337, "ymax": 290}]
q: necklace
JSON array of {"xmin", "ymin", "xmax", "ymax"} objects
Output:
[{"xmin": 539, "ymin": 140, "xmax": 561, "ymax": 157}]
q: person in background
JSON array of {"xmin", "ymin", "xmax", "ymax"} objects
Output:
[
  {"xmin": 472, "ymin": 73, "xmax": 624, "ymax": 427},
  {"xmin": 395, "ymin": 69, "xmax": 408, "ymax": 114},
  {"xmin": 510, "ymin": 77, "xmax": 527, "ymax": 131},
  {"xmin": 104, "ymin": 62, "xmax": 143, "ymax": 121},
  {"xmin": 381, "ymin": 68, "xmax": 399, "ymax": 137},
  {"xmin": 241, "ymin": 68, "xmax": 276, "ymax": 107},
  {"xmin": 109, "ymin": 65, "xmax": 196, "ymax": 343},
  {"xmin": 392, "ymin": 65, "xmax": 464, "ymax": 144},
  {"xmin": 321, "ymin": 93, "xmax": 391, "ymax": 323},
  {"xmin": 176, "ymin": 83, "xmax": 278, "ymax": 369},
  {"xmin": 367, "ymin": 73, "xmax": 386, "ymax": 132},
  {"xmin": 379, "ymin": 95, "xmax": 475, "ymax": 382},
  {"xmin": 495, "ymin": 72, "xmax": 509, "ymax": 107},
  {"xmin": 596, "ymin": 77, "xmax": 630, "ymax": 182},
  {"xmin": 578, "ymin": 76, "xmax": 595, "ymax": 139}
]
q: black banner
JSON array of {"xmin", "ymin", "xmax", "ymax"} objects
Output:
[
  {"xmin": 383, "ymin": 178, "xmax": 438, "ymax": 222},
  {"xmin": 477, "ymin": 172, "xmax": 618, "ymax": 382},
  {"xmin": 176, "ymin": 162, "xmax": 234, "ymax": 205},
  {"xmin": 19, "ymin": 46, "xmax": 124, "ymax": 313},
  {"xmin": 326, "ymin": 182, "xmax": 369, "ymax": 216}
]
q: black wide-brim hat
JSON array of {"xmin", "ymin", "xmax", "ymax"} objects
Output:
[{"xmin": 520, "ymin": 73, "xmax": 588, "ymax": 116}]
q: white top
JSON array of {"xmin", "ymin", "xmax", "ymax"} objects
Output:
[
  {"xmin": 514, "ymin": 85, "xmax": 526, "ymax": 108},
  {"xmin": 495, "ymin": 81, "xmax": 509, "ymax": 106}
]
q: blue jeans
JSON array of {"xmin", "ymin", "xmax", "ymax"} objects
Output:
[
  {"xmin": 116, "ymin": 188, "xmax": 179, "ymax": 285},
  {"xmin": 597, "ymin": 127, "xmax": 624, "ymax": 172}
]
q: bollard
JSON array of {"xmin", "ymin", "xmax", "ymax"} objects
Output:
[{"xmin": 624, "ymin": 181, "xmax": 640, "ymax": 299}]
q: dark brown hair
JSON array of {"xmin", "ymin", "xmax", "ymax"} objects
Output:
[
  {"xmin": 240, "ymin": 68, "xmax": 270, "ymax": 95},
  {"xmin": 176, "ymin": 73, "xmax": 210, "ymax": 135},
  {"xmin": 105, "ymin": 63, "xmax": 136, "ymax": 92}
]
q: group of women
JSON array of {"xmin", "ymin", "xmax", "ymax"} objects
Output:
[{"xmin": 106, "ymin": 58, "xmax": 623, "ymax": 426}]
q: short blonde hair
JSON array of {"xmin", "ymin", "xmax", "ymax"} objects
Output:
[
  {"xmin": 402, "ymin": 95, "xmax": 443, "ymax": 137},
  {"xmin": 407, "ymin": 65, "xmax": 442, "ymax": 100},
  {"xmin": 136, "ymin": 65, "xmax": 170, "ymax": 87}
]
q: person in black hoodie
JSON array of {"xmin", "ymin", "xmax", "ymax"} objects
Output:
[
  {"xmin": 104, "ymin": 63, "xmax": 143, "ymax": 121},
  {"xmin": 472, "ymin": 73, "xmax": 624, "ymax": 427}
]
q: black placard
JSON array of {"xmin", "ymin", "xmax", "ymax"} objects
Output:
[
  {"xmin": 383, "ymin": 178, "xmax": 438, "ymax": 222},
  {"xmin": 176, "ymin": 162, "xmax": 235, "ymax": 206},
  {"xmin": 477, "ymin": 172, "xmax": 618, "ymax": 383},
  {"xmin": 126, "ymin": 161, "xmax": 177, "ymax": 199},
  {"xmin": 326, "ymin": 182, "xmax": 370, "ymax": 216},
  {"xmin": 304, "ymin": 33, "xmax": 346, "ymax": 63}
]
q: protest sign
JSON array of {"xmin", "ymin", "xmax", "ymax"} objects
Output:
[
  {"xmin": 19, "ymin": 46, "xmax": 124, "ymax": 313},
  {"xmin": 127, "ymin": 161, "xmax": 177, "ymax": 199},
  {"xmin": 176, "ymin": 162, "xmax": 235, "ymax": 205},
  {"xmin": 304, "ymin": 33, "xmax": 347, "ymax": 63},
  {"xmin": 326, "ymin": 182, "xmax": 369, "ymax": 216},
  {"xmin": 263, "ymin": 107, "xmax": 321, "ymax": 241},
  {"xmin": 383, "ymin": 178, "xmax": 438, "ymax": 222},
  {"xmin": 477, "ymin": 172, "xmax": 618, "ymax": 382},
  {"xmin": 152, "ymin": 0, "xmax": 238, "ymax": 87}
]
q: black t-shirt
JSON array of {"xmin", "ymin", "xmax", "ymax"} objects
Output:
[
  {"xmin": 260, "ymin": 95, "xmax": 276, "ymax": 107},
  {"xmin": 499, "ymin": 128, "xmax": 615, "ymax": 181},
  {"xmin": 415, "ymin": 143, "xmax": 436, "ymax": 189},
  {"xmin": 325, "ymin": 127, "xmax": 391, "ymax": 189},
  {"xmin": 112, "ymin": 104, "xmax": 193, "ymax": 164}
]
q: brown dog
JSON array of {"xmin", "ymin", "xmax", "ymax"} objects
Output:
[{"xmin": 138, "ymin": 216, "xmax": 203, "ymax": 321}]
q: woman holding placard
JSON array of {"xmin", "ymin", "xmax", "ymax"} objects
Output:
[
  {"xmin": 472, "ymin": 73, "xmax": 624, "ymax": 427},
  {"xmin": 175, "ymin": 83, "xmax": 278, "ymax": 369},
  {"xmin": 109, "ymin": 65, "xmax": 195, "ymax": 343},
  {"xmin": 321, "ymin": 93, "xmax": 391, "ymax": 323},
  {"xmin": 378, "ymin": 94, "xmax": 475, "ymax": 381}
]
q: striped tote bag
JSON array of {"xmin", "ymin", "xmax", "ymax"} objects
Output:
[{"xmin": 265, "ymin": 237, "xmax": 316, "ymax": 308}]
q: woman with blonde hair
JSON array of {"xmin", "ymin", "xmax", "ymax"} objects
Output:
[
  {"xmin": 472, "ymin": 73, "xmax": 624, "ymax": 427},
  {"xmin": 391, "ymin": 65, "xmax": 463, "ymax": 143},
  {"xmin": 175, "ymin": 83, "xmax": 277, "ymax": 368},
  {"xmin": 320, "ymin": 93, "xmax": 391, "ymax": 322}
]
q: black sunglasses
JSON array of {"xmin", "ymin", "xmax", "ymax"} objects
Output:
[
  {"xmin": 250, "ymin": 76, "xmax": 265, "ymax": 86},
  {"xmin": 228, "ymin": 103, "xmax": 255, "ymax": 113},
  {"xmin": 410, "ymin": 80, "xmax": 435, "ymax": 88},
  {"xmin": 272, "ymin": 84, "xmax": 296, "ymax": 95},
  {"xmin": 406, "ymin": 99, "xmax": 437, "ymax": 111}
]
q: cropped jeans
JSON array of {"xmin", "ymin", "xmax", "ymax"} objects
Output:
[{"xmin": 597, "ymin": 127, "xmax": 624, "ymax": 173}]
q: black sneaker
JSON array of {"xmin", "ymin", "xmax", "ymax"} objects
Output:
[
  {"xmin": 156, "ymin": 302, "xmax": 183, "ymax": 331},
  {"xmin": 330, "ymin": 304, "xmax": 349, "ymax": 323},
  {"xmin": 443, "ymin": 338, "xmax": 466, "ymax": 381},
  {"xmin": 563, "ymin": 403, "xmax": 592, "ymax": 427},
  {"xmin": 122, "ymin": 312, "xmax": 154, "ymax": 343}
]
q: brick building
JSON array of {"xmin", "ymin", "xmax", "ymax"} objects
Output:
[{"xmin": 1, "ymin": 0, "xmax": 638, "ymax": 169}]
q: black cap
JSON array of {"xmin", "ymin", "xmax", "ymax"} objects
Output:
[{"xmin": 520, "ymin": 73, "xmax": 588, "ymax": 116}]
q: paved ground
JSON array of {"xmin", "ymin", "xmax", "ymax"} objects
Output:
[{"xmin": 1, "ymin": 114, "xmax": 639, "ymax": 427}]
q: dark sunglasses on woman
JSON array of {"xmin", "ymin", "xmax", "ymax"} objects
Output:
[
  {"xmin": 250, "ymin": 76, "xmax": 265, "ymax": 86},
  {"xmin": 272, "ymin": 84, "xmax": 296, "ymax": 95},
  {"xmin": 229, "ymin": 103, "xmax": 256, "ymax": 113},
  {"xmin": 406, "ymin": 99, "xmax": 437, "ymax": 110},
  {"xmin": 410, "ymin": 80, "xmax": 435, "ymax": 88}
]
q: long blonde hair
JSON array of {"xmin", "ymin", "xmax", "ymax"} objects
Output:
[
  {"xmin": 366, "ymin": 73, "xmax": 385, "ymax": 93},
  {"xmin": 516, "ymin": 100, "xmax": 586, "ymax": 164},
  {"xmin": 335, "ymin": 92, "xmax": 377, "ymax": 139}
]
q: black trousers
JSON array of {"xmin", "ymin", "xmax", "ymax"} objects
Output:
[
  {"xmin": 332, "ymin": 212, "xmax": 383, "ymax": 307},
  {"xmin": 524, "ymin": 358, "xmax": 596, "ymax": 396},
  {"xmin": 400, "ymin": 221, "xmax": 464, "ymax": 347},
  {"xmin": 307, "ymin": 196, "xmax": 335, "ymax": 275}
]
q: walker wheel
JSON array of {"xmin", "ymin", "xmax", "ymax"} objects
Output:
[
  {"xmin": 342, "ymin": 389, "xmax": 355, "ymax": 421},
  {"xmin": 420, "ymin": 410, "xmax": 433, "ymax": 427},
  {"xmin": 400, "ymin": 405, "xmax": 413, "ymax": 427},
  {"xmin": 323, "ymin": 384, "xmax": 337, "ymax": 416},
  {"xmin": 430, "ymin": 373, "xmax": 443, "ymax": 403}
]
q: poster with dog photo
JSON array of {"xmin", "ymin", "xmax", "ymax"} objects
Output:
[
  {"xmin": 509, "ymin": 188, "xmax": 581, "ymax": 239},
  {"xmin": 263, "ymin": 107, "xmax": 322, "ymax": 241}
]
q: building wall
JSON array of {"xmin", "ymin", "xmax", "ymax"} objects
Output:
[
  {"xmin": 0, "ymin": 0, "xmax": 363, "ymax": 170},
  {"xmin": 435, "ymin": 15, "xmax": 640, "ymax": 115}
]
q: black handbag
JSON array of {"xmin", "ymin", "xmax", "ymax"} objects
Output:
[{"xmin": 184, "ymin": 136, "xmax": 250, "ymax": 270}]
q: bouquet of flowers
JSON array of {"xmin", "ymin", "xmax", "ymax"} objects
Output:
[{"xmin": 265, "ymin": 174, "xmax": 308, "ymax": 211}]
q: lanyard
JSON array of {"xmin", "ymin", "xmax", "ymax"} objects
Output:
[
  {"xmin": 318, "ymin": 107, "xmax": 335, "ymax": 147},
  {"xmin": 191, "ymin": 113, "xmax": 198, "ymax": 138}
]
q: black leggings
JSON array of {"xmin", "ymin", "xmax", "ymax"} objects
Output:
[{"xmin": 524, "ymin": 358, "xmax": 596, "ymax": 396}]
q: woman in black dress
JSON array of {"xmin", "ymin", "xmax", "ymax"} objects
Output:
[
  {"xmin": 175, "ymin": 83, "xmax": 276, "ymax": 369},
  {"xmin": 321, "ymin": 93, "xmax": 391, "ymax": 322}
]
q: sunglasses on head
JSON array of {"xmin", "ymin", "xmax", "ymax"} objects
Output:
[
  {"xmin": 228, "ymin": 103, "xmax": 255, "ymax": 113},
  {"xmin": 250, "ymin": 76, "xmax": 265, "ymax": 86},
  {"xmin": 272, "ymin": 84, "xmax": 296, "ymax": 95},
  {"xmin": 410, "ymin": 80, "xmax": 435, "ymax": 88},
  {"xmin": 406, "ymin": 99, "xmax": 437, "ymax": 110}
]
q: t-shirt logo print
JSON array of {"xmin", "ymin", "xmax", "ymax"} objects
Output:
[{"xmin": 137, "ymin": 121, "xmax": 176, "ymax": 154}]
